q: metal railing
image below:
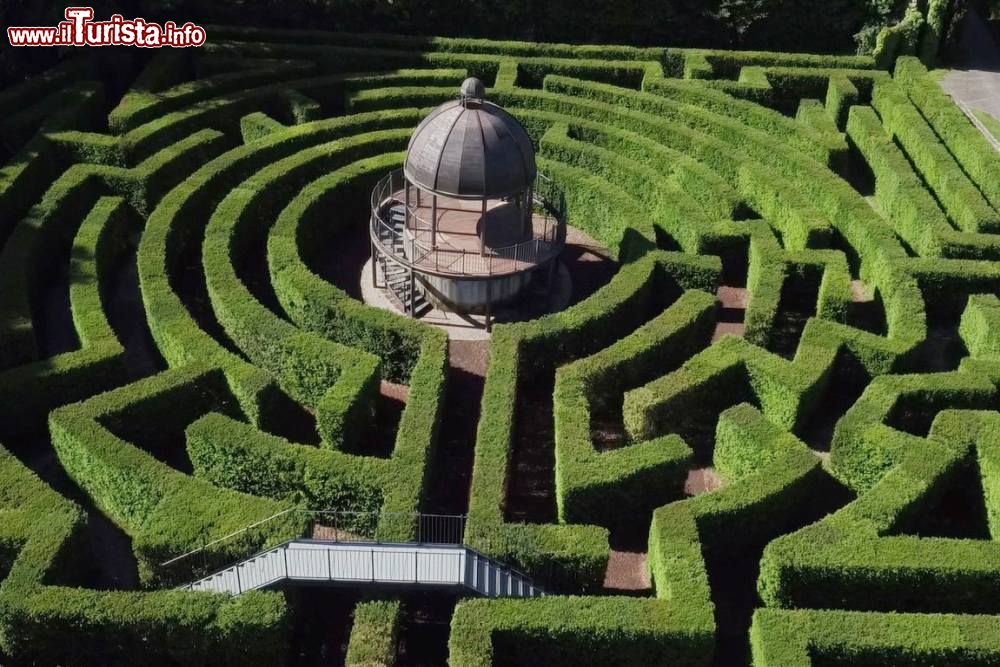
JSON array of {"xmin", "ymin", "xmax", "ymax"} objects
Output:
[
  {"xmin": 370, "ymin": 169, "xmax": 567, "ymax": 278},
  {"xmin": 182, "ymin": 540, "xmax": 545, "ymax": 598},
  {"xmin": 186, "ymin": 544, "xmax": 469, "ymax": 595},
  {"xmin": 159, "ymin": 509, "xmax": 466, "ymax": 570}
]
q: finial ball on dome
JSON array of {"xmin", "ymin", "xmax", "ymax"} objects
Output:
[{"xmin": 460, "ymin": 77, "xmax": 486, "ymax": 101}]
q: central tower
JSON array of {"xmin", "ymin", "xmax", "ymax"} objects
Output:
[{"xmin": 370, "ymin": 78, "xmax": 565, "ymax": 330}]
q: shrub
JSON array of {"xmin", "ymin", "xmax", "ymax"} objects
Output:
[
  {"xmin": 48, "ymin": 364, "xmax": 306, "ymax": 586},
  {"xmin": 895, "ymin": 56, "xmax": 1000, "ymax": 213},
  {"xmin": 761, "ymin": 409, "xmax": 1000, "ymax": 614},
  {"xmin": 0, "ymin": 444, "xmax": 290, "ymax": 666},
  {"xmin": 871, "ymin": 79, "xmax": 1000, "ymax": 235},
  {"xmin": 345, "ymin": 599, "xmax": 401, "ymax": 667},
  {"xmin": 450, "ymin": 596, "xmax": 713, "ymax": 667},
  {"xmin": 554, "ymin": 289, "xmax": 715, "ymax": 529}
]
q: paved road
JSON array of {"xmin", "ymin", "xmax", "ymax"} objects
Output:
[
  {"xmin": 941, "ymin": 69, "xmax": 1000, "ymax": 121},
  {"xmin": 939, "ymin": 12, "xmax": 1000, "ymax": 141}
]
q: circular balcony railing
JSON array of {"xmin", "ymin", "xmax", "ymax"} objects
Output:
[{"xmin": 369, "ymin": 169, "xmax": 566, "ymax": 279}]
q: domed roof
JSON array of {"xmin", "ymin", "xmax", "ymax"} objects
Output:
[{"xmin": 404, "ymin": 79, "xmax": 536, "ymax": 199}]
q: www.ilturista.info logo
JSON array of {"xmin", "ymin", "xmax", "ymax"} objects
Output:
[{"xmin": 7, "ymin": 7, "xmax": 207, "ymax": 47}]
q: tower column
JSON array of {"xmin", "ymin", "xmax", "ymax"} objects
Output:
[
  {"xmin": 480, "ymin": 199, "xmax": 487, "ymax": 256},
  {"xmin": 404, "ymin": 181, "xmax": 411, "ymax": 231},
  {"xmin": 431, "ymin": 193, "xmax": 438, "ymax": 249}
]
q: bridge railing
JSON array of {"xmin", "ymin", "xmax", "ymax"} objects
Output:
[
  {"xmin": 159, "ymin": 509, "xmax": 466, "ymax": 578},
  {"xmin": 185, "ymin": 544, "xmax": 471, "ymax": 596}
]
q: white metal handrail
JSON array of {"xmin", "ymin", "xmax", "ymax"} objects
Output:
[
  {"xmin": 159, "ymin": 509, "xmax": 466, "ymax": 568},
  {"xmin": 182, "ymin": 540, "xmax": 545, "ymax": 599}
]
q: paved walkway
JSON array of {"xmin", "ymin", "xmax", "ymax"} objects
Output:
[
  {"xmin": 940, "ymin": 69, "xmax": 1000, "ymax": 125},
  {"xmin": 939, "ymin": 11, "xmax": 1000, "ymax": 144}
]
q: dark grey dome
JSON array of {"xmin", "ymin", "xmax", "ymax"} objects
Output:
[
  {"xmin": 460, "ymin": 77, "xmax": 486, "ymax": 101},
  {"xmin": 404, "ymin": 85, "xmax": 536, "ymax": 200}
]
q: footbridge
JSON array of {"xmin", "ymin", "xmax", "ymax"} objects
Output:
[{"xmin": 166, "ymin": 511, "xmax": 545, "ymax": 598}]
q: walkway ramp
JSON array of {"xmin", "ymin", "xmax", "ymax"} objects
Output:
[{"xmin": 183, "ymin": 539, "xmax": 545, "ymax": 598}]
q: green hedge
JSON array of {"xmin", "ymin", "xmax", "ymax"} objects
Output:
[
  {"xmin": 201, "ymin": 130, "xmax": 417, "ymax": 449},
  {"xmin": 121, "ymin": 69, "xmax": 458, "ymax": 162},
  {"xmin": 960, "ymin": 294, "xmax": 1000, "ymax": 361},
  {"xmin": 648, "ymin": 403, "xmax": 823, "ymax": 620},
  {"xmin": 0, "ymin": 195, "xmax": 137, "ymax": 437},
  {"xmin": 872, "ymin": 79, "xmax": 1000, "ymax": 235},
  {"xmin": 138, "ymin": 109, "xmax": 421, "ymax": 426},
  {"xmin": 449, "ymin": 596, "xmax": 712, "ymax": 667},
  {"xmin": 0, "ymin": 128, "xmax": 228, "ymax": 371},
  {"xmin": 554, "ymin": 289, "xmax": 715, "ymax": 529},
  {"xmin": 622, "ymin": 333, "xmax": 838, "ymax": 448},
  {"xmin": 2, "ymin": 588, "xmax": 289, "ymax": 667},
  {"xmin": 268, "ymin": 152, "xmax": 429, "ymax": 383},
  {"xmin": 109, "ymin": 59, "xmax": 314, "ymax": 134},
  {"xmin": 752, "ymin": 607, "xmax": 1000, "ymax": 666},
  {"xmin": 761, "ymin": 409, "xmax": 1000, "ymax": 614},
  {"xmin": 0, "ymin": 78, "xmax": 104, "ymax": 227},
  {"xmin": 345, "ymin": 599, "xmax": 401, "ymax": 667},
  {"xmin": 641, "ymin": 404, "xmax": 826, "ymax": 667},
  {"xmin": 846, "ymin": 104, "xmax": 1000, "ymax": 260},
  {"xmin": 264, "ymin": 151, "xmax": 449, "ymax": 539},
  {"xmin": 187, "ymin": 413, "xmax": 383, "ymax": 530},
  {"xmin": 895, "ymin": 57, "xmax": 1000, "ymax": 214},
  {"xmin": 708, "ymin": 404, "xmax": 825, "ymax": 542},
  {"xmin": 467, "ymin": 252, "xmax": 717, "ymax": 589},
  {"xmin": 830, "ymin": 371, "xmax": 996, "ymax": 493},
  {"xmin": 48, "ymin": 364, "xmax": 306, "ymax": 585},
  {"xmin": 0, "ymin": 443, "xmax": 290, "ymax": 666}
]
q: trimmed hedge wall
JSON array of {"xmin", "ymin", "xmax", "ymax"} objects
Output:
[
  {"xmin": 449, "ymin": 596, "xmax": 713, "ymax": 667},
  {"xmin": 752, "ymin": 607, "xmax": 1000, "ymax": 666},
  {"xmin": 761, "ymin": 409, "xmax": 1000, "ymax": 614},
  {"xmin": 0, "ymin": 196, "xmax": 134, "ymax": 437},
  {"xmin": 139, "ymin": 109, "xmax": 422, "ymax": 426},
  {"xmin": 871, "ymin": 78, "xmax": 1000, "ymax": 235},
  {"xmin": 466, "ymin": 251, "xmax": 717, "ymax": 589},
  {"xmin": 48, "ymin": 364, "xmax": 306, "ymax": 586},
  {"xmin": 345, "ymin": 599, "xmax": 401, "ymax": 667},
  {"xmin": 649, "ymin": 403, "xmax": 825, "ymax": 566},
  {"xmin": 830, "ymin": 371, "xmax": 996, "ymax": 492},
  {"xmin": 0, "ymin": 444, "xmax": 291, "ymax": 666},
  {"xmin": 554, "ymin": 289, "xmax": 715, "ymax": 530},
  {"xmin": 187, "ymin": 413, "xmax": 384, "ymax": 523},
  {"xmin": 0, "ymin": 128, "xmax": 229, "ymax": 371},
  {"xmin": 895, "ymin": 57, "xmax": 1000, "ymax": 214},
  {"xmin": 847, "ymin": 104, "xmax": 1000, "ymax": 260},
  {"xmin": 254, "ymin": 145, "xmax": 448, "ymax": 538},
  {"xmin": 201, "ymin": 130, "xmax": 417, "ymax": 449}
]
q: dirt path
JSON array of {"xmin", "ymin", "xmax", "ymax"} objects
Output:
[
  {"xmin": 714, "ymin": 285, "xmax": 747, "ymax": 341},
  {"xmin": 106, "ymin": 234, "xmax": 166, "ymax": 379},
  {"xmin": 16, "ymin": 442, "xmax": 140, "ymax": 590},
  {"xmin": 421, "ymin": 340, "xmax": 487, "ymax": 516}
]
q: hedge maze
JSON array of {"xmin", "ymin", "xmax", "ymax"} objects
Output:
[{"xmin": 2, "ymin": 23, "xmax": 1000, "ymax": 666}]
